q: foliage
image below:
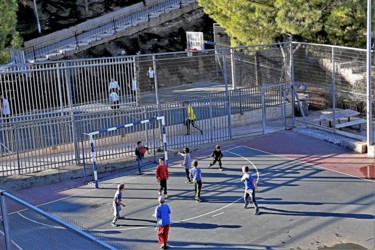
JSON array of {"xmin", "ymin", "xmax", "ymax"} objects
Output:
[
  {"xmin": 0, "ymin": 0, "xmax": 20, "ymax": 64},
  {"xmin": 198, "ymin": 0, "xmax": 372, "ymax": 48}
]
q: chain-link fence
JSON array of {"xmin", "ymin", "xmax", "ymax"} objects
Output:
[
  {"xmin": 1, "ymin": 42, "xmax": 372, "ymax": 177},
  {"xmin": 292, "ymin": 42, "xmax": 371, "ymax": 136},
  {"xmin": 0, "ymin": 190, "xmax": 117, "ymax": 249}
]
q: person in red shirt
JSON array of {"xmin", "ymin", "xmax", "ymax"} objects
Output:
[{"xmin": 156, "ymin": 157, "xmax": 169, "ymax": 198}]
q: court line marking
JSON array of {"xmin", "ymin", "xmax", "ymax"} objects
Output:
[
  {"xmin": 16, "ymin": 212, "xmax": 64, "ymax": 229},
  {"xmin": 240, "ymin": 145, "xmax": 375, "ymax": 183},
  {"xmin": 211, "ymin": 212, "xmax": 224, "ymax": 217},
  {"xmin": 0, "ymin": 229, "xmax": 23, "ymax": 250},
  {"xmin": 226, "ymin": 149, "xmax": 260, "ymax": 184},
  {"xmin": 7, "ymin": 146, "xmax": 252, "ymax": 233},
  {"xmin": 94, "ymin": 147, "xmax": 255, "ymax": 231}
]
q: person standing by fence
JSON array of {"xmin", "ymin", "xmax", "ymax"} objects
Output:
[
  {"xmin": 131, "ymin": 77, "xmax": 137, "ymax": 102},
  {"xmin": 135, "ymin": 141, "xmax": 148, "ymax": 175},
  {"xmin": 154, "ymin": 196, "xmax": 171, "ymax": 249},
  {"xmin": 0, "ymin": 94, "xmax": 11, "ymax": 123},
  {"xmin": 183, "ymin": 101, "xmax": 203, "ymax": 136},
  {"xmin": 147, "ymin": 66, "xmax": 155, "ymax": 90},
  {"xmin": 109, "ymin": 78, "xmax": 120, "ymax": 93},
  {"xmin": 109, "ymin": 90, "xmax": 120, "ymax": 110}
]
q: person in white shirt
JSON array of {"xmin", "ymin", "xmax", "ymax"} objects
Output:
[
  {"xmin": 147, "ymin": 66, "xmax": 155, "ymax": 90},
  {"xmin": 109, "ymin": 78, "xmax": 120, "ymax": 93},
  {"xmin": 109, "ymin": 90, "xmax": 120, "ymax": 110},
  {"xmin": 131, "ymin": 77, "xmax": 137, "ymax": 102},
  {"xmin": 0, "ymin": 94, "xmax": 11, "ymax": 123}
]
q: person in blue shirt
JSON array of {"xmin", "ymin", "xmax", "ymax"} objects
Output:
[
  {"xmin": 154, "ymin": 196, "xmax": 171, "ymax": 249},
  {"xmin": 241, "ymin": 165, "xmax": 260, "ymax": 215},
  {"xmin": 190, "ymin": 160, "xmax": 202, "ymax": 202}
]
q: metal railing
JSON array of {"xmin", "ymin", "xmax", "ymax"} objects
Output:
[
  {"xmin": 2, "ymin": 42, "xmax": 371, "ymax": 176},
  {"xmin": 23, "ymin": 0, "xmax": 197, "ymax": 61},
  {"xmin": 0, "ymin": 190, "xmax": 116, "ymax": 250}
]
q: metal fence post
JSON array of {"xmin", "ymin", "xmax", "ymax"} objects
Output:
[
  {"xmin": 74, "ymin": 32, "xmax": 79, "ymax": 49},
  {"xmin": 0, "ymin": 190, "xmax": 11, "ymax": 250},
  {"xmin": 332, "ymin": 47, "xmax": 336, "ymax": 133},
  {"xmin": 281, "ymin": 84, "xmax": 286, "ymax": 129},
  {"xmin": 153, "ymin": 55, "xmax": 160, "ymax": 109},
  {"xmin": 56, "ymin": 64, "xmax": 64, "ymax": 113},
  {"xmin": 239, "ymin": 88, "xmax": 243, "ymax": 115},
  {"xmin": 14, "ymin": 125, "xmax": 21, "ymax": 175},
  {"xmin": 366, "ymin": 0, "xmax": 373, "ymax": 150},
  {"xmin": 289, "ymin": 38, "xmax": 295, "ymax": 127},
  {"xmin": 230, "ymin": 48, "xmax": 236, "ymax": 90},
  {"xmin": 209, "ymin": 98, "xmax": 213, "ymax": 143},
  {"xmin": 112, "ymin": 18, "xmax": 117, "ymax": 33},
  {"xmin": 222, "ymin": 55, "xmax": 232, "ymax": 139},
  {"xmin": 261, "ymin": 86, "xmax": 266, "ymax": 134},
  {"xmin": 64, "ymin": 62, "xmax": 80, "ymax": 164}
]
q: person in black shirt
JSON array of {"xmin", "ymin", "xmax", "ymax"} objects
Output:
[{"xmin": 209, "ymin": 145, "xmax": 224, "ymax": 171}]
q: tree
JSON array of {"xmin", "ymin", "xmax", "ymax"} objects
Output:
[
  {"xmin": 198, "ymin": 0, "xmax": 371, "ymax": 47},
  {"xmin": 0, "ymin": 0, "xmax": 20, "ymax": 64}
]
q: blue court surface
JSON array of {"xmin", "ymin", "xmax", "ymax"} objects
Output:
[{"xmin": 7, "ymin": 146, "xmax": 375, "ymax": 249}]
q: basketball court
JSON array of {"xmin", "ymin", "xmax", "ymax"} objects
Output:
[{"xmin": 3, "ymin": 131, "xmax": 374, "ymax": 249}]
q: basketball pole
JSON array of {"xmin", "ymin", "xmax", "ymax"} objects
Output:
[{"xmin": 366, "ymin": 0, "xmax": 373, "ymax": 154}]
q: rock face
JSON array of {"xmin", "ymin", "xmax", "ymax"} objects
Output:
[
  {"xmin": 66, "ymin": 9, "xmax": 214, "ymax": 58},
  {"xmin": 18, "ymin": 0, "xmax": 142, "ymax": 40}
]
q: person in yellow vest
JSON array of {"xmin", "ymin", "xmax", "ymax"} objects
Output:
[{"xmin": 183, "ymin": 101, "xmax": 203, "ymax": 135}]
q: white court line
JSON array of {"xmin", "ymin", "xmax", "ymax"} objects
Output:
[
  {"xmin": 211, "ymin": 212, "xmax": 224, "ymax": 217},
  {"xmin": 16, "ymin": 212, "xmax": 64, "ymax": 229},
  {"xmin": 226, "ymin": 149, "xmax": 260, "ymax": 184},
  {"xmin": 10, "ymin": 145, "xmax": 251, "ymax": 233},
  {"xmin": 0, "ymin": 229, "xmax": 23, "ymax": 250},
  {"xmin": 9, "ymin": 175, "xmax": 142, "ymax": 215},
  {"xmin": 240, "ymin": 145, "xmax": 375, "ymax": 183}
]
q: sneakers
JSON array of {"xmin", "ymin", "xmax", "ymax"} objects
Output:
[
  {"xmin": 255, "ymin": 208, "xmax": 260, "ymax": 215},
  {"xmin": 138, "ymin": 171, "xmax": 143, "ymax": 175},
  {"xmin": 244, "ymin": 203, "xmax": 248, "ymax": 209},
  {"xmin": 219, "ymin": 168, "xmax": 224, "ymax": 171},
  {"xmin": 111, "ymin": 222, "xmax": 116, "ymax": 227},
  {"xmin": 164, "ymin": 194, "xmax": 168, "ymax": 198},
  {"xmin": 158, "ymin": 191, "xmax": 162, "ymax": 196},
  {"xmin": 195, "ymin": 197, "xmax": 201, "ymax": 202}
]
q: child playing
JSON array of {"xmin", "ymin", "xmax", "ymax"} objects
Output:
[
  {"xmin": 154, "ymin": 196, "xmax": 171, "ymax": 249},
  {"xmin": 135, "ymin": 141, "xmax": 148, "ymax": 175},
  {"xmin": 241, "ymin": 166, "xmax": 260, "ymax": 215},
  {"xmin": 190, "ymin": 160, "xmax": 202, "ymax": 202},
  {"xmin": 156, "ymin": 157, "xmax": 169, "ymax": 198},
  {"xmin": 209, "ymin": 145, "xmax": 224, "ymax": 171},
  {"xmin": 178, "ymin": 147, "xmax": 191, "ymax": 183},
  {"xmin": 111, "ymin": 184, "xmax": 126, "ymax": 226}
]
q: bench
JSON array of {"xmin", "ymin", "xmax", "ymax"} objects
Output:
[
  {"xmin": 335, "ymin": 118, "xmax": 366, "ymax": 130},
  {"xmin": 314, "ymin": 116, "xmax": 329, "ymax": 125}
]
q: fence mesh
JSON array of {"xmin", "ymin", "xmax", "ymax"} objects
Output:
[
  {"xmin": 0, "ymin": 192, "xmax": 116, "ymax": 249},
  {"xmin": 0, "ymin": 43, "xmax": 373, "ymax": 177}
]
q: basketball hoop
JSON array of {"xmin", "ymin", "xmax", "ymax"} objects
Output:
[{"xmin": 185, "ymin": 48, "xmax": 197, "ymax": 57}]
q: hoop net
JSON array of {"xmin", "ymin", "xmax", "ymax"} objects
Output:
[{"xmin": 185, "ymin": 48, "xmax": 197, "ymax": 57}]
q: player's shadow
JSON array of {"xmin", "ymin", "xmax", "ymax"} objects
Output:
[
  {"xmin": 172, "ymin": 222, "xmax": 241, "ymax": 229},
  {"xmin": 260, "ymin": 207, "xmax": 374, "ymax": 219}
]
